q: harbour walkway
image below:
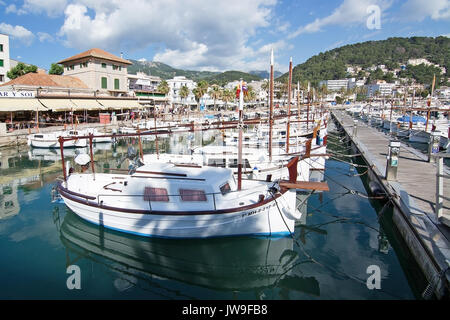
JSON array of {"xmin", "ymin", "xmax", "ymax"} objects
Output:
[{"xmin": 332, "ymin": 109, "xmax": 449, "ymax": 299}]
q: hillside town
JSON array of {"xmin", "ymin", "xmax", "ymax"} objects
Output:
[{"xmin": 1, "ymin": 32, "xmax": 449, "ymax": 131}]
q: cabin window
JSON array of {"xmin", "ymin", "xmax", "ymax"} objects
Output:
[
  {"xmin": 144, "ymin": 187, "xmax": 169, "ymax": 202},
  {"xmin": 179, "ymin": 189, "xmax": 207, "ymax": 202},
  {"xmin": 220, "ymin": 182, "xmax": 231, "ymax": 195},
  {"xmin": 34, "ymin": 134, "xmax": 44, "ymax": 138}
]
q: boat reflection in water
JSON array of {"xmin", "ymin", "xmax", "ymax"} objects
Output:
[{"xmin": 59, "ymin": 211, "xmax": 313, "ymax": 295}]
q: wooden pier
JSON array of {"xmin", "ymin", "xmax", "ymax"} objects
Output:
[{"xmin": 332, "ymin": 110, "xmax": 449, "ymax": 299}]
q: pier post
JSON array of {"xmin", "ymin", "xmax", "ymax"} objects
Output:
[
  {"xmin": 352, "ymin": 120, "xmax": 358, "ymax": 137},
  {"xmin": 386, "ymin": 140, "xmax": 400, "ymax": 181},
  {"xmin": 428, "ymin": 131, "xmax": 440, "ymax": 163}
]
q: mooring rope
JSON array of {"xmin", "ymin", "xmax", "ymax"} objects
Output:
[{"xmin": 270, "ymin": 188, "xmax": 404, "ymax": 299}]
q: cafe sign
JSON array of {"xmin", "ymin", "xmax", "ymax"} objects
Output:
[{"xmin": 0, "ymin": 91, "xmax": 35, "ymax": 98}]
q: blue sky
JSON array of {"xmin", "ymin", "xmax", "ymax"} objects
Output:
[{"xmin": 0, "ymin": 0, "xmax": 449, "ymax": 73}]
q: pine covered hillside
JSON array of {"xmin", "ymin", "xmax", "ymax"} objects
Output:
[
  {"xmin": 127, "ymin": 59, "xmax": 219, "ymax": 80},
  {"xmin": 249, "ymin": 70, "xmax": 283, "ymax": 79},
  {"xmin": 278, "ymin": 36, "xmax": 449, "ymax": 87},
  {"xmin": 128, "ymin": 59, "xmax": 264, "ymax": 85},
  {"xmin": 205, "ymin": 71, "xmax": 262, "ymax": 86}
]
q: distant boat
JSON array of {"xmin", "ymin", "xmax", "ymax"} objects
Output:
[{"xmin": 27, "ymin": 130, "xmax": 88, "ymax": 148}]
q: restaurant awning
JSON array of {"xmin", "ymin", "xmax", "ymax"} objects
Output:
[
  {"xmin": 70, "ymin": 99, "xmax": 105, "ymax": 110},
  {"xmin": 97, "ymin": 99, "xmax": 142, "ymax": 110},
  {"xmin": 37, "ymin": 98, "xmax": 78, "ymax": 111},
  {"xmin": 0, "ymin": 98, "xmax": 48, "ymax": 112}
]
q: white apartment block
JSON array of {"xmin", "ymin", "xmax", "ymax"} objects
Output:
[
  {"xmin": 319, "ymin": 79, "xmax": 350, "ymax": 91},
  {"xmin": 167, "ymin": 76, "xmax": 197, "ymax": 105},
  {"xmin": 128, "ymin": 72, "xmax": 161, "ymax": 92},
  {"xmin": 0, "ymin": 34, "xmax": 11, "ymax": 85},
  {"xmin": 58, "ymin": 48, "xmax": 132, "ymax": 96},
  {"xmin": 366, "ymin": 81, "xmax": 396, "ymax": 97}
]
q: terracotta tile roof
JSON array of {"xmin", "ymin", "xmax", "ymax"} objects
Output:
[
  {"xmin": 0, "ymin": 73, "xmax": 89, "ymax": 89},
  {"xmin": 57, "ymin": 48, "xmax": 132, "ymax": 65}
]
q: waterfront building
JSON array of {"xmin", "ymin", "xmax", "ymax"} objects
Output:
[
  {"xmin": 366, "ymin": 80, "xmax": 396, "ymax": 97},
  {"xmin": 57, "ymin": 48, "xmax": 132, "ymax": 96},
  {"xmin": 167, "ymin": 76, "xmax": 197, "ymax": 106},
  {"xmin": 128, "ymin": 72, "xmax": 163, "ymax": 99},
  {"xmin": 319, "ymin": 79, "xmax": 350, "ymax": 91},
  {"xmin": 0, "ymin": 34, "xmax": 11, "ymax": 85}
]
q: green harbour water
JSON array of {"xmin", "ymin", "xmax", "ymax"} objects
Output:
[{"xmin": 0, "ymin": 125, "xmax": 429, "ymax": 299}]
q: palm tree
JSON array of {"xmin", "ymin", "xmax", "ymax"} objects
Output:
[
  {"xmin": 209, "ymin": 84, "xmax": 221, "ymax": 111},
  {"xmin": 244, "ymin": 85, "xmax": 256, "ymax": 103},
  {"xmin": 193, "ymin": 80, "xmax": 209, "ymax": 111},
  {"xmin": 179, "ymin": 85, "xmax": 190, "ymax": 111},
  {"xmin": 157, "ymin": 80, "xmax": 170, "ymax": 113},
  {"xmin": 221, "ymin": 88, "xmax": 234, "ymax": 110}
]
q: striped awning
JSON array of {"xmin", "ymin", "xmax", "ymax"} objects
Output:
[
  {"xmin": 97, "ymin": 99, "xmax": 142, "ymax": 110},
  {"xmin": 70, "ymin": 99, "xmax": 106, "ymax": 110},
  {"xmin": 0, "ymin": 98, "xmax": 47, "ymax": 112},
  {"xmin": 37, "ymin": 98, "xmax": 78, "ymax": 111}
]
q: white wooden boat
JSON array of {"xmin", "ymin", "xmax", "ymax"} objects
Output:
[
  {"xmin": 58, "ymin": 157, "xmax": 325, "ymax": 238},
  {"xmin": 27, "ymin": 130, "xmax": 88, "ymax": 148}
]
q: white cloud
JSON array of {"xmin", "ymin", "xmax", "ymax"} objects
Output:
[
  {"xmin": 289, "ymin": 0, "xmax": 392, "ymax": 38},
  {"xmin": 37, "ymin": 32, "xmax": 54, "ymax": 42},
  {"xmin": 58, "ymin": 0, "xmax": 279, "ymax": 71},
  {"xmin": 0, "ymin": 23, "xmax": 35, "ymax": 46},
  {"xmin": 7, "ymin": 0, "xmax": 67, "ymax": 17},
  {"xmin": 400, "ymin": 0, "xmax": 450, "ymax": 21}
]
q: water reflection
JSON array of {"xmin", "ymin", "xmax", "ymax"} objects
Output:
[{"xmin": 58, "ymin": 210, "xmax": 319, "ymax": 295}]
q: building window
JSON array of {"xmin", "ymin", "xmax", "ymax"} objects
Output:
[
  {"xmin": 114, "ymin": 79, "xmax": 120, "ymax": 90},
  {"xmin": 0, "ymin": 44, "xmax": 3, "ymax": 52},
  {"xmin": 80, "ymin": 62, "xmax": 88, "ymax": 68},
  {"xmin": 69, "ymin": 65, "xmax": 74, "ymax": 70},
  {"xmin": 101, "ymin": 77, "xmax": 107, "ymax": 89},
  {"xmin": 0, "ymin": 75, "xmax": 4, "ymax": 82},
  {"xmin": 102, "ymin": 63, "xmax": 107, "ymax": 68},
  {"xmin": 0, "ymin": 59, "xmax": 3, "ymax": 67}
]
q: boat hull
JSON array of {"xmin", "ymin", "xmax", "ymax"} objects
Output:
[{"xmin": 58, "ymin": 184, "xmax": 299, "ymax": 239}]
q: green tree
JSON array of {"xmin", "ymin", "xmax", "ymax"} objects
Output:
[
  {"xmin": 221, "ymin": 88, "xmax": 234, "ymax": 110},
  {"xmin": 7, "ymin": 62, "xmax": 38, "ymax": 80},
  {"xmin": 157, "ymin": 80, "xmax": 170, "ymax": 95},
  {"xmin": 179, "ymin": 85, "xmax": 190, "ymax": 109},
  {"xmin": 193, "ymin": 80, "xmax": 209, "ymax": 110},
  {"xmin": 209, "ymin": 84, "xmax": 221, "ymax": 110},
  {"xmin": 49, "ymin": 63, "xmax": 64, "ymax": 75}
]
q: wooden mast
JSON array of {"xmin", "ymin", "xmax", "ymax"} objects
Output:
[
  {"xmin": 237, "ymin": 79, "xmax": 244, "ymax": 190},
  {"xmin": 425, "ymin": 74, "xmax": 435, "ymax": 132},
  {"xmin": 286, "ymin": 57, "xmax": 292, "ymax": 154},
  {"xmin": 410, "ymin": 89, "xmax": 415, "ymax": 129},
  {"xmin": 269, "ymin": 49, "xmax": 274, "ymax": 161},
  {"xmin": 297, "ymin": 81, "xmax": 300, "ymax": 150}
]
